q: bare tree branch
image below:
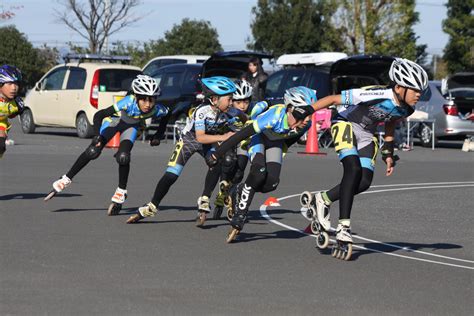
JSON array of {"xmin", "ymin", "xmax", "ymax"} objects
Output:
[{"xmin": 55, "ymin": 0, "xmax": 141, "ymax": 53}]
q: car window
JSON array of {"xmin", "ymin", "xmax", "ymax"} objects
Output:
[
  {"xmin": 66, "ymin": 67, "xmax": 87, "ymax": 90},
  {"xmin": 152, "ymin": 71, "xmax": 163, "ymax": 87},
  {"xmin": 143, "ymin": 60, "xmax": 163, "ymax": 76},
  {"xmin": 265, "ymin": 71, "xmax": 285, "ymax": 98},
  {"xmin": 98, "ymin": 69, "xmax": 141, "ymax": 92},
  {"xmin": 43, "ymin": 67, "xmax": 68, "ymax": 90},
  {"xmin": 281, "ymin": 69, "xmax": 305, "ymax": 91},
  {"xmin": 182, "ymin": 68, "xmax": 201, "ymax": 93},
  {"xmin": 419, "ymin": 86, "xmax": 432, "ymax": 101},
  {"xmin": 307, "ymin": 71, "xmax": 330, "ymax": 98},
  {"xmin": 162, "ymin": 71, "xmax": 183, "ymax": 89}
]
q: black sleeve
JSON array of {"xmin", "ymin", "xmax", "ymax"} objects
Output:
[
  {"xmin": 152, "ymin": 111, "xmax": 171, "ymax": 141},
  {"xmin": 93, "ymin": 106, "xmax": 116, "ymax": 135},
  {"xmin": 214, "ymin": 124, "xmax": 257, "ymax": 158}
]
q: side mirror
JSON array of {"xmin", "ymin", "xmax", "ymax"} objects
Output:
[{"xmin": 35, "ymin": 81, "xmax": 41, "ymax": 91}]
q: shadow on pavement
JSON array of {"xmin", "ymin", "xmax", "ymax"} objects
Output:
[
  {"xmin": 350, "ymin": 241, "xmax": 463, "ymax": 261},
  {"xmin": 230, "ymin": 229, "xmax": 307, "ymax": 243},
  {"xmin": 0, "ymin": 193, "xmax": 82, "ymax": 200}
]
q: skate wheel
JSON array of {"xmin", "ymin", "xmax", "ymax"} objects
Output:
[
  {"xmin": 226, "ymin": 207, "xmax": 234, "ymax": 222},
  {"xmin": 226, "ymin": 228, "xmax": 239, "ymax": 243},
  {"xmin": 300, "ymin": 191, "xmax": 312, "ymax": 207},
  {"xmin": 107, "ymin": 203, "xmax": 122, "ymax": 216},
  {"xmin": 342, "ymin": 243, "xmax": 353, "ymax": 261},
  {"xmin": 44, "ymin": 190, "xmax": 57, "ymax": 201},
  {"xmin": 212, "ymin": 206, "xmax": 223, "ymax": 220},
  {"xmin": 196, "ymin": 212, "xmax": 206, "ymax": 227},
  {"xmin": 224, "ymin": 196, "xmax": 231, "ymax": 208},
  {"xmin": 316, "ymin": 231, "xmax": 330, "ymax": 249},
  {"xmin": 126, "ymin": 214, "xmax": 141, "ymax": 224},
  {"xmin": 310, "ymin": 220, "xmax": 321, "ymax": 235},
  {"xmin": 331, "ymin": 246, "xmax": 339, "ymax": 258}
]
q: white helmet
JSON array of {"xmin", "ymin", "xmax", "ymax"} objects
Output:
[
  {"xmin": 233, "ymin": 79, "xmax": 253, "ymax": 100},
  {"xmin": 389, "ymin": 58, "xmax": 428, "ymax": 91},
  {"xmin": 132, "ymin": 75, "xmax": 159, "ymax": 96}
]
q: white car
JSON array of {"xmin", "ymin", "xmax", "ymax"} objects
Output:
[
  {"xmin": 142, "ymin": 55, "xmax": 209, "ymax": 76},
  {"xmin": 21, "ymin": 54, "xmax": 141, "ymax": 138}
]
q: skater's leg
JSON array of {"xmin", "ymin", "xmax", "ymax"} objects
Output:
[
  {"xmin": 260, "ymin": 139, "xmax": 283, "ymax": 193},
  {"xmin": 231, "ymin": 154, "xmax": 248, "ymax": 184},
  {"xmin": 116, "ymin": 127, "xmax": 137, "ymax": 190},
  {"xmin": 202, "ymin": 162, "xmax": 222, "ymax": 198}
]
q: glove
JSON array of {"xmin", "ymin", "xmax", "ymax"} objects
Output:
[
  {"xmin": 150, "ymin": 138, "xmax": 160, "ymax": 147},
  {"xmin": 206, "ymin": 154, "xmax": 219, "ymax": 168},
  {"xmin": 91, "ymin": 135, "xmax": 105, "ymax": 146}
]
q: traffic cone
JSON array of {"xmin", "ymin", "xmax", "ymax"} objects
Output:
[
  {"xmin": 263, "ymin": 197, "xmax": 280, "ymax": 207},
  {"xmin": 298, "ymin": 112, "xmax": 326, "ymax": 155},
  {"xmin": 105, "ymin": 132, "xmax": 120, "ymax": 149}
]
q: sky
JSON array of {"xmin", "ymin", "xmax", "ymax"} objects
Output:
[{"xmin": 3, "ymin": 0, "xmax": 449, "ymax": 58}]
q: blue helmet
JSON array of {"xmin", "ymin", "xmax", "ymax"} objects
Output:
[
  {"xmin": 201, "ymin": 76, "xmax": 236, "ymax": 96},
  {"xmin": 0, "ymin": 65, "xmax": 22, "ymax": 84},
  {"xmin": 284, "ymin": 86, "xmax": 317, "ymax": 107}
]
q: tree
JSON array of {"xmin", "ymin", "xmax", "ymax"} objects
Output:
[
  {"xmin": 249, "ymin": 0, "xmax": 345, "ymax": 57},
  {"xmin": 56, "ymin": 0, "xmax": 141, "ymax": 53},
  {"xmin": 0, "ymin": 26, "xmax": 58, "ymax": 89},
  {"xmin": 110, "ymin": 19, "xmax": 222, "ymax": 67},
  {"xmin": 442, "ymin": 0, "xmax": 474, "ymax": 74},
  {"xmin": 151, "ymin": 19, "xmax": 222, "ymax": 56},
  {"xmin": 332, "ymin": 0, "xmax": 426, "ymax": 61}
]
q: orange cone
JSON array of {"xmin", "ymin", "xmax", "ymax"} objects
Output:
[
  {"xmin": 263, "ymin": 197, "xmax": 280, "ymax": 207},
  {"xmin": 298, "ymin": 112, "xmax": 326, "ymax": 155},
  {"xmin": 105, "ymin": 132, "xmax": 120, "ymax": 148}
]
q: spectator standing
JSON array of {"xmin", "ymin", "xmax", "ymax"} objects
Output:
[{"xmin": 242, "ymin": 57, "xmax": 268, "ymax": 102}]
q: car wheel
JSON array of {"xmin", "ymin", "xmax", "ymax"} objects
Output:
[
  {"xmin": 76, "ymin": 113, "xmax": 94, "ymax": 138},
  {"xmin": 419, "ymin": 124, "xmax": 437, "ymax": 148},
  {"xmin": 20, "ymin": 109, "xmax": 36, "ymax": 134}
]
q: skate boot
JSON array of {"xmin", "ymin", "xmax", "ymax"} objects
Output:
[
  {"xmin": 213, "ymin": 180, "xmax": 231, "ymax": 220},
  {"xmin": 196, "ymin": 195, "xmax": 211, "ymax": 227},
  {"xmin": 107, "ymin": 187, "xmax": 127, "ymax": 216},
  {"xmin": 226, "ymin": 211, "xmax": 246, "ymax": 243},
  {"xmin": 126, "ymin": 202, "xmax": 158, "ymax": 224},
  {"xmin": 44, "ymin": 175, "xmax": 72, "ymax": 201},
  {"xmin": 332, "ymin": 223, "xmax": 353, "ymax": 261},
  {"xmin": 314, "ymin": 192, "xmax": 331, "ymax": 231}
]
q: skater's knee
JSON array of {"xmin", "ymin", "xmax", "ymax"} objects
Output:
[
  {"xmin": 260, "ymin": 175, "xmax": 279, "ymax": 193},
  {"xmin": 222, "ymin": 150, "xmax": 236, "ymax": 174},
  {"xmin": 246, "ymin": 164, "xmax": 266, "ymax": 190},
  {"xmin": 85, "ymin": 144, "xmax": 102, "ymax": 160},
  {"xmin": 232, "ymin": 169, "xmax": 244, "ymax": 184},
  {"xmin": 357, "ymin": 170, "xmax": 373, "ymax": 193},
  {"xmin": 163, "ymin": 171, "xmax": 179, "ymax": 184},
  {"xmin": 115, "ymin": 151, "xmax": 131, "ymax": 165}
]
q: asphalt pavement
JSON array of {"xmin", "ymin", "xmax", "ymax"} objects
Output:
[{"xmin": 1, "ymin": 123, "xmax": 473, "ymax": 315}]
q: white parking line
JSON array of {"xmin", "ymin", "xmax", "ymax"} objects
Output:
[{"xmin": 259, "ymin": 182, "xmax": 474, "ymax": 270}]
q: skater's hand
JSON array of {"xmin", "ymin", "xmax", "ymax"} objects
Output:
[
  {"xmin": 91, "ymin": 135, "xmax": 105, "ymax": 147},
  {"xmin": 384, "ymin": 155, "xmax": 399, "ymax": 176},
  {"xmin": 206, "ymin": 153, "xmax": 218, "ymax": 168},
  {"xmin": 222, "ymin": 131, "xmax": 235, "ymax": 141},
  {"xmin": 150, "ymin": 138, "xmax": 160, "ymax": 147}
]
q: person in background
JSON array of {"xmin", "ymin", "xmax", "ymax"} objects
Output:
[{"xmin": 242, "ymin": 57, "xmax": 268, "ymax": 103}]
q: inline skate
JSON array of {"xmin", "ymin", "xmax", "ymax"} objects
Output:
[
  {"xmin": 107, "ymin": 187, "xmax": 127, "ymax": 216},
  {"xmin": 44, "ymin": 175, "xmax": 72, "ymax": 201},
  {"xmin": 300, "ymin": 191, "xmax": 329, "ymax": 249}
]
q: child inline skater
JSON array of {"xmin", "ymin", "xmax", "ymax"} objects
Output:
[
  {"xmin": 45, "ymin": 75, "xmax": 169, "ymax": 216},
  {"xmin": 126, "ymin": 76, "xmax": 239, "ymax": 225},
  {"xmin": 207, "ymin": 86, "xmax": 317, "ymax": 242},
  {"xmin": 302, "ymin": 58, "xmax": 428, "ymax": 260},
  {"xmin": 212, "ymin": 79, "xmax": 269, "ymax": 220},
  {"xmin": 0, "ymin": 65, "xmax": 24, "ymax": 159}
]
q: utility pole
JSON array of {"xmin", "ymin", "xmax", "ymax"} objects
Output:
[{"xmin": 104, "ymin": 0, "xmax": 110, "ymax": 54}]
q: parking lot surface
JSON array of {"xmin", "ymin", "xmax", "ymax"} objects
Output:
[{"xmin": 1, "ymin": 125, "xmax": 473, "ymax": 315}]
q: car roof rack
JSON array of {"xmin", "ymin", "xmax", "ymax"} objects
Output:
[
  {"xmin": 63, "ymin": 53, "xmax": 132, "ymax": 64},
  {"xmin": 277, "ymin": 52, "xmax": 347, "ymax": 67}
]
